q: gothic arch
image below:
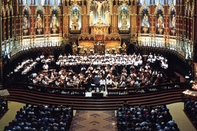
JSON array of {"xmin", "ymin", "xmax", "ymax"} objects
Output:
[
  {"xmin": 117, "ymin": 4, "xmax": 131, "ymax": 15},
  {"xmin": 168, "ymin": 3, "xmax": 176, "ymax": 15},
  {"xmin": 117, "ymin": 4, "xmax": 130, "ymax": 29},
  {"xmin": 69, "ymin": 4, "xmax": 82, "ymax": 16},
  {"xmin": 35, "ymin": 3, "xmax": 45, "ymax": 14},
  {"xmin": 154, "ymin": 3, "xmax": 164, "ymax": 15},
  {"xmin": 78, "ymin": 33, "xmax": 94, "ymax": 41},
  {"xmin": 50, "ymin": 3, "xmax": 61, "ymax": 15},
  {"xmin": 107, "ymin": 33, "xmax": 121, "ymax": 41},
  {"xmin": 23, "ymin": 4, "xmax": 31, "ymax": 15},
  {"xmin": 139, "ymin": 1, "xmax": 150, "ymax": 14},
  {"xmin": 69, "ymin": 4, "xmax": 82, "ymax": 30}
]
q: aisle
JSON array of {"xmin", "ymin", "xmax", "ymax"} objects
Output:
[
  {"xmin": 70, "ymin": 110, "xmax": 118, "ymax": 131},
  {"xmin": 0, "ymin": 101, "xmax": 25, "ymax": 131},
  {"xmin": 167, "ymin": 102, "xmax": 196, "ymax": 131}
]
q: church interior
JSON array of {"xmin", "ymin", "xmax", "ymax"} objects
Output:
[{"xmin": 0, "ymin": 0, "xmax": 197, "ymax": 131}]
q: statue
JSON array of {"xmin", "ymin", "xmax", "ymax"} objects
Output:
[
  {"xmin": 36, "ymin": 14, "xmax": 42, "ymax": 29},
  {"xmin": 157, "ymin": 14, "xmax": 164, "ymax": 28},
  {"xmin": 72, "ymin": 42, "xmax": 78, "ymax": 54},
  {"xmin": 71, "ymin": 12, "xmax": 79, "ymax": 30},
  {"xmin": 142, "ymin": 14, "xmax": 149, "ymax": 27},
  {"xmin": 51, "ymin": 14, "xmax": 58, "ymax": 29},
  {"xmin": 95, "ymin": 1, "xmax": 104, "ymax": 17},
  {"xmin": 105, "ymin": 11, "xmax": 110, "ymax": 25},
  {"xmin": 120, "ymin": 11, "xmax": 129, "ymax": 30},
  {"xmin": 121, "ymin": 12, "xmax": 127, "ymax": 26},
  {"xmin": 90, "ymin": 11, "xmax": 94, "ymax": 25},
  {"xmin": 171, "ymin": 15, "xmax": 176, "ymax": 28},
  {"xmin": 23, "ymin": 15, "xmax": 28, "ymax": 29},
  {"xmin": 122, "ymin": 42, "xmax": 127, "ymax": 53}
]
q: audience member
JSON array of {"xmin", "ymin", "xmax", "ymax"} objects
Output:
[
  {"xmin": 4, "ymin": 104, "xmax": 73, "ymax": 131},
  {"xmin": 117, "ymin": 103, "xmax": 180, "ymax": 131}
]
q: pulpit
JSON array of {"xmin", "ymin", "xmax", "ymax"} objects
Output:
[{"xmin": 91, "ymin": 26, "xmax": 109, "ymax": 54}]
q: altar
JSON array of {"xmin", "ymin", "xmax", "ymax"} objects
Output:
[
  {"xmin": 76, "ymin": 0, "xmax": 122, "ymax": 54},
  {"xmin": 78, "ymin": 40, "xmax": 121, "ymax": 54},
  {"xmin": 91, "ymin": 26, "xmax": 109, "ymax": 54},
  {"xmin": 91, "ymin": 26, "xmax": 109, "ymax": 35}
]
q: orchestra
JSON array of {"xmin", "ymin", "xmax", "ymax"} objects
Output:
[{"xmin": 11, "ymin": 52, "xmax": 169, "ymax": 93}]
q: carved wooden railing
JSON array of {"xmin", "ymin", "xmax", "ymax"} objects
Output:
[
  {"xmin": 9, "ymin": 82, "xmax": 86, "ymax": 96},
  {"xmin": 6, "ymin": 82, "xmax": 190, "ymax": 110},
  {"xmin": 9, "ymin": 81, "xmax": 190, "ymax": 96},
  {"xmin": 107, "ymin": 82, "xmax": 190, "ymax": 95}
]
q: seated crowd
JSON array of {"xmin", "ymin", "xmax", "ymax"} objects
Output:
[
  {"xmin": 4, "ymin": 104, "xmax": 73, "ymax": 131},
  {"xmin": 11, "ymin": 52, "xmax": 169, "ymax": 92},
  {"xmin": 117, "ymin": 102, "xmax": 179, "ymax": 131},
  {"xmin": 184, "ymin": 99, "xmax": 197, "ymax": 128}
]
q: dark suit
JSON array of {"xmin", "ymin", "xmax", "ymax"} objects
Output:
[
  {"xmin": 94, "ymin": 75, "xmax": 101, "ymax": 91},
  {"xmin": 87, "ymin": 76, "xmax": 93, "ymax": 91}
]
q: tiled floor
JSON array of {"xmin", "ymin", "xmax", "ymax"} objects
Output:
[{"xmin": 70, "ymin": 110, "xmax": 118, "ymax": 131}]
